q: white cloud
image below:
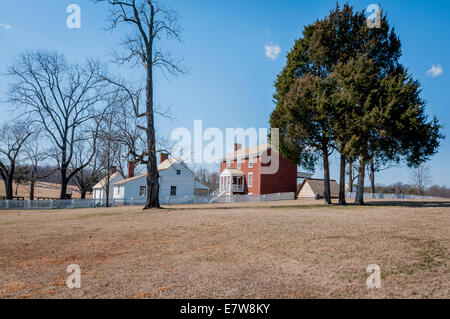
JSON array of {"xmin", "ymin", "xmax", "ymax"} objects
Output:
[
  {"xmin": 0, "ymin": 24, "xmax": 12, "ymax": 30},
  {"xmin": 426, "ymin": 64, "xmax": 443, "ymax": 78},
  {"xmin": 264, "ymin": 43, "xmax": 281, "ymax": 60}
]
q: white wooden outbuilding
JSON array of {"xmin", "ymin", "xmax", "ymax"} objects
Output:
[
  {"xmin": 92, "ymin": 171, "xmax": 124, "ymax": 202},
  {"xmin": 296, "ymin": 178, "xmax": 340, "ymax": 199},
  {"xmin": 112, "ymin": 157, "xmax": 209, "ymax": 204}
]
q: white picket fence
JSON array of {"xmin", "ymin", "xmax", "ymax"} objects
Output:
[
  {"xmin": 0, "ymin": 199, "xmax": 106, "ymax": 210},
  {"xmin": 0, "ymin": 192, "xmax": 295, "ymax": 210},
  {"xmin": 209, "ymin": 192, "xmax": 295, "ymax": 204},
  {"xmin": 3, "ymin": 191, "xmax": 438, "ymax": 210},
  {"xmin": 345, "ymin": 192, "xmax": 437, "ymax": 200}
]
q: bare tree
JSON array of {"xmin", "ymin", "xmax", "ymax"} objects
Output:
[
  {"xmin": 0, "ymin": 122, "xmax": 33, "ymax": 199},
  {"xmin": 13, "ymin": 166, "xmax": 29, "ymax": 196},
  {"xmin": 98, "ymin": 110, "xmax": 122, "ymax": 207},
  {"xmin": 426, "ymin": 185, "xmax": 450, "ymax": 198},
  {"xmin": 347, "ymin": 161, "xmax": 355, "ymax": 192},
  {"xmin": 366, "ymin": 156, "xmax": 393, "ymax": 196},
  {"xmin": 195, "ymin": 168, "xmax": 219, "ymax": 193},
  {"xmin": 8, "ymin": 50, "xmax": 109, "ymax": 199},
  {"xmin": 71, "ymin": 142, "xmax": 104, "ymax": 199},
  {"xmin": 392, "ymin": 182, "xmax": 409, "ymax": 195},
  {"xmin": 96, "ymin": 0, "xmax": 184, "ymax": 209},
  {"xmin": 24, "ymin": 131, "xmax": 52, "ymax": 200},
  {"xmin": 410, "ymin": 164, "xmax": 432, "ymax": 196},
  {"xmin": 101, "ymin": 79, "xmax": 146, "ymax": 177}
]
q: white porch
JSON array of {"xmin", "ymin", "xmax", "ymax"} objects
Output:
[{"xmin": 219, "ymin": 168, "xmax": 245, "ymax": 193}]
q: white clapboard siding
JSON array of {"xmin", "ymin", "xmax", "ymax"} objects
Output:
[
  {"xmin": 113, "ymin": 161, "xmax": 199, "ymax": 201},
  {"xmin": 93, "ymin": 173, "xmax": 124, "ymax": 201}
]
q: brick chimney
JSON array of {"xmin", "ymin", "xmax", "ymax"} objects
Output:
[
  {"xmin": 127, "ymin": 161, "xmax": 135, "ymax": 178},
  {"xmin": 234, "ymin": 143, "xmax": 242, "ymax": 151},
  {"xmin": 110, "ymin": 166, "xmax": 117, "ymax": 175},
  {"xmin": 160, "ymin": 153, "xmax": 169, "ymax": 164}
]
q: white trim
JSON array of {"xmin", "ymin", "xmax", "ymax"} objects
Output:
[
  {"xmin": 248, "ymin": 156, "xmax": 253, "ymax": 168},
  {"xmin": 248, "ymin": 172, "xmax": 253, "ymax": 187}
]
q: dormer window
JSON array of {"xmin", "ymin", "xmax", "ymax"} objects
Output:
[{"xmin": 249, "ymin": 156, "xmax": 254, "ymax": 168}]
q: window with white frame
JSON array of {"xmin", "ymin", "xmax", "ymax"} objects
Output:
[
  {"xmin": 237, "ymin": 158, "xmax": 241, "ymax": 169},
  {"xmin": 170, "ymin": 186, "xmax": 177, "ymax": 196},
  {"xmin": 248, "ymin": 173, "xmax": 253, "ymax": 187},
  {"xmin": 139, "ymin": 186, "xmax": 146, "ymax": 196},
  {"xmin": 226, "ymin": 161, "xmax": 231, "ymax": 168},
  {"xmin": 248, "ymin": 156, "xmax": 253, "ymax": 168}
]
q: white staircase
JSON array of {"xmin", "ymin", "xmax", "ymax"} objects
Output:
[{"xmin": 209, "ymin": 187, "xmax": 227, "ymax": 203}]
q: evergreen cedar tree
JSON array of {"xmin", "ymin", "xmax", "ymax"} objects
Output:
[{"xmin": 270, "ymin": 3, "xmax": 443, "ymax": 205}]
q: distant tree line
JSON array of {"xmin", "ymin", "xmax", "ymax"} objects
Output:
[
  {"xmin": 363, "ymin": 184, "xmax": 450, "ymax": 199},
  {"xmin": 372, "ymin": 164, "xmax": 447, "ymax": 198}
]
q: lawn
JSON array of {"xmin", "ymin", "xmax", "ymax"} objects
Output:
[{"xmin": 0, "ymin": 199, "xmax": 448, "ymax": 299}]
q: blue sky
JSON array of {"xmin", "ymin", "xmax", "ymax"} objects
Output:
[{"xmin": 0, "ymin": 0, "xmax": 449, "ymax": 186}]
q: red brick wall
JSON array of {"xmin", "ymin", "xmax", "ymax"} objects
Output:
[
  {"xmin": 242, "ymin": 157, "xmax": 260, "ymax": 194},
  {"xmin": 259, "ymin": 153, "xmax": 297, "ymax": 195},
  {"xmin": 220, "ymin": 157, "xmax": 260, "ymax": 194},
  {"xmin": 220, "ymin": 148, "xmax": 296, "ymax": 195}
]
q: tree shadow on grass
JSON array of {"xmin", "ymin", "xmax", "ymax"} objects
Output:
[{"xmin": 365, "ymin": 201, "xmax": 450, "ymax": 208}]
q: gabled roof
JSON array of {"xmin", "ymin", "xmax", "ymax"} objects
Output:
[
  {"xmin": 92, "ymin": 173, "xmax": 121, "ymax": 189},
  {"xmin": 194, "ymin": 180, "xmax": 210, "ymax": 190},
  {"xmin": 113, "ymin": 173, "xmax": 147, "ymax": 186},
  {"xmin": 222, "ymin": 143, "xmax": 272, "ymax": 161},
  {"xmin": 158, "ymin": 158, "xmax": 178, "ymax": 171},
  {"xmin": 297, "ymin": 178, "xmax": 340, "ymax": 198},
  {"xmin": 113, "ymin": 158, "xmax": 191, "ymax": 186}
]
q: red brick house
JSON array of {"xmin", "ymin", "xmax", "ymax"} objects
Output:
[{"xmin": 218, "ymin": 143, "xmax": 297, "ymax": 196}]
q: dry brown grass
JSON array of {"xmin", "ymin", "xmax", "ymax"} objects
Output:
[
  {"xmin": 0, "ymin": 199, "xmax": 448, "ymax": 299},
  {"xmin": 0, "ymin": 181, "xmax": 88, "ymax": 199}
]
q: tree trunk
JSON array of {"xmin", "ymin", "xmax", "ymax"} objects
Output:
[
  {"xmin": 143, "ymin": 5, "xmax": 161, "ymax": 210},
  {"xmin": 4, "ymin": 177, "xmax": 13, "ymax": 200},
  {"xmin": 348, "ymin": 162, "xmax": 353, "ymax": 193},
  {"xmin": 322, "ymin": 148, "xmax": 331, "ymax": 205},
  {"xmin": 60, "ymin": 167, "xmax": 68, "ymax": 199},
  {"xmin": 106, "ymin": 171, "xmax": 110, "ymax": 208},
  {"xmin": 338, "ymin": 153, "xmax": 347, "ymax": 205},
  {"xmin": 81, "ymin": 190, "xmax": 86, "ymax": 199},
  {"xmin": 30, "ymin": 171, "xmax": 36, "ymax": 201},
  {"xmin": 355, "ymin": 155, "xmax": 366, "ymax": 205},
  {"xmin": 15, "ymin": 182, "xmax": 19, "ymax": 196},
  {"xmin": 369, "ymin": 157, "xmax": 375, "ymax": 198}
]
